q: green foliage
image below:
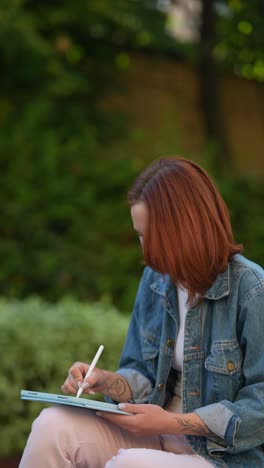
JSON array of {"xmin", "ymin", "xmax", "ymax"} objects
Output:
[
  {"xmin": 200, "ymin": 148, "xmax": 264, "ymax": 267},
  {"xmin": 0, "ymin": 0, "xmax": 162, "ymax": 310},
  {"xmin": 0, "ymin": 134, "xmax": 143, "ymax": 309},
  {"xmin": 219, "ymin": 176, "xmax": 264, "ymax": 265},
  {"xmin": 0, "ymin": 297, "xmax": 129, "ymax": 457},
  {"xmin": 215, "ymin": 0, "xmax": 264, "ymax": 81}
]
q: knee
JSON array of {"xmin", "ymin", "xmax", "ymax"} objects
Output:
[
  {"xmin": 30, "ymin": 406, "xmax": 78, "ymax": 450},
  {"xmin": 32, "ymin": 406, "xmax": 68, "ymax": 434}
]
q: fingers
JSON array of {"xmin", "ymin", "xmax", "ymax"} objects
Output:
[
  {"xmin": 61, "ymin": 372, "xmax": 77, "ymax": 394},
  {"xmin": 77, "ymin": 369, "xmax": 102, "ymax": 395},
  {"xmin": 81, "ymin": 370, "xmax": 99, "ymax": 388},
  {"xmin": 96, "ymin": 403, "xmax": 137, "ymax": 424},
  {"xmin": 77, "ymin": 381, "xmax": 96, "ymax": 396},
  {"xmin": 118, "ymin": 403, "xmax": 143, "ymax": 414},
  {"xmin": 61, "ymin": 362, "xmax": 106, "ymax": 396},
  {"xmin": 61, "ymin": 362, "xmax": 89, "ymax": 395}
]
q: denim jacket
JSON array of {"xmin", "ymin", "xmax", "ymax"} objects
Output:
[{"xmin": 116, "ymin": 255, "xmax": 264, "ymax": 467}]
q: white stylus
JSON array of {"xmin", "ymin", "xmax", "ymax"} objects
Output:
[{"xmin": 76, "ymin": 345, "xmax": 104, "ymax": 398}]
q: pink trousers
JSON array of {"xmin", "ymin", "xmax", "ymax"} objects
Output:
[{"xmin": 19, "ymin": 398, "xmax": 214, "ymax": 468}]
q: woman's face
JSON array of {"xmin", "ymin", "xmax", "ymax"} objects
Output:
[{"xmin": 130, "ymin": 202, "xmax": 148, "ymax": 247}]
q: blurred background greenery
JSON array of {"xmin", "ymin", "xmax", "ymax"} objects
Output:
[{"xmin": 0, "ymin": 0, "xmax": 263, "ymax": 459}]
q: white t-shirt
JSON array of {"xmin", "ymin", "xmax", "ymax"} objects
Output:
[{"xmin": 171, "ymin": 286, "xmax": 189, "ymax": 372}]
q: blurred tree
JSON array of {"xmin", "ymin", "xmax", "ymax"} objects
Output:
[
  {"xmin": 199, "ymin": 0, "xmax": 264, "ymax": 168},
  {"xmin": 200, "ymin": 0, "xmax": 231, "ymax": 168},
  {"xmin": 162, "ymin": 0, "xmax": 264, "ymax": 167}
]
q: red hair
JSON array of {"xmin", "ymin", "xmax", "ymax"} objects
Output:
[{"xmin": 128, "ymin": 157, "xmax": 243, "ymax": 304}]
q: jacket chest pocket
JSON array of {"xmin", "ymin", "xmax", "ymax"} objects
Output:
[
  {"xmin": 204, "ymin": 339, "xmax": 244, "ymax": 402},
  {"xmin": 141, "ymin": 334, "xmax": 160, "ymax": 380}
]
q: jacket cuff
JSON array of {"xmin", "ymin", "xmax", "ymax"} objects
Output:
[
  {"xmin": 194, "ymin": 402, "xmax": 241, "ymax": 444},
  {"xmin": 116, "ymin": 368, "xmax": 153, "ymax": 403}
]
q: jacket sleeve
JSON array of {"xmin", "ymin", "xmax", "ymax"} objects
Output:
[{"xmin": 195, "ymin": 287, "xmax": 264, "ymax": 455}]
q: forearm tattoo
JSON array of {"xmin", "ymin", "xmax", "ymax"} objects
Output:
[
  {"xmin": 173, "ymin": 415, "xmax": 215, "ymax": 437},
  {"xmin": 106, "ymin": 377, "xmax": 131, "ymax": 398}
]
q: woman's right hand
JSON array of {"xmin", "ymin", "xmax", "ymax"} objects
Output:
[
  {"xmin": 61, "ymin": 361, "xmax": 108, "ymax": 396},
  {"xmin": 61, "ymin": 362, "xmax": 132, "ymax": 401}
]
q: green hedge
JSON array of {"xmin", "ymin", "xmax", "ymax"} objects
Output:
[{"xmin": 0, "ymin": 298, "xmax": 129, "ymax": 457}]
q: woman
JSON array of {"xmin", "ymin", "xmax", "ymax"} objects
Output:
[{"xmin": 20, "ymin": 157, "xmax": 264, "ymax": 467}]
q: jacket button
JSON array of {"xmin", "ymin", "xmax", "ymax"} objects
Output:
[
  {"xmin": 157, "ymin": 383, "xmax": 164, "ymax": 391},
  {"xmin": 226, "ymin": 361, "xmax": 235, "ymax": 372},
  {"xmin": 167, "ymin": 339, "xmax": 175, "ymax": 348}
]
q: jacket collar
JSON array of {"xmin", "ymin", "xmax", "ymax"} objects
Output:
[
  {"xmin": 150, "ymin": 264, "xmax": 230, "ymax": 300},
  {"xmin": 204, "ymin": 264, "xmax": 230, "ymax": 300},
  {"xmin": 150, "ymin": 273, "xmax": 174, "ymax": 297}
]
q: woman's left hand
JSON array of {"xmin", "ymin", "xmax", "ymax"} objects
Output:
[{"xmin": 96, "ymin": 403, "xmax": 171, "ymax": 437}]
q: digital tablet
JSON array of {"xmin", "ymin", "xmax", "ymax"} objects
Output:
[{"xmin": 20, "ymin": 390, "xmax": 130, "ymax": 415}]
